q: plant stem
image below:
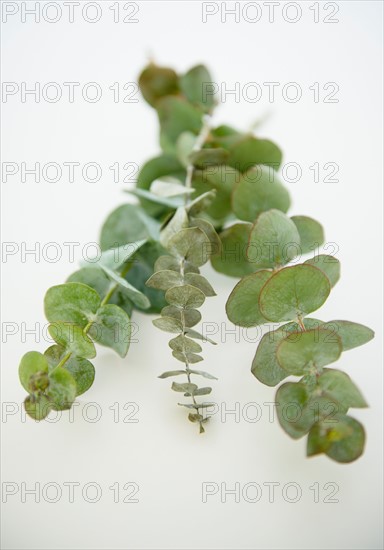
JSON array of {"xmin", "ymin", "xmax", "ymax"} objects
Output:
[{"xmin": 185, "ymin": 115, "xmax": 211, "ymax": 204}]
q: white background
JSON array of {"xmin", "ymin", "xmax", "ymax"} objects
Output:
[{"xmin": 1, "ymin": 1, "xmax": 383, "ymax": 549}]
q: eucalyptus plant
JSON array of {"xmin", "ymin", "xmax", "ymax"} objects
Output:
[{"xmin": 18, "ymin": 62, "xmax": 374, "ymax": 462}]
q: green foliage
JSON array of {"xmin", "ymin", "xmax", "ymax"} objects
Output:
[
  {"xmin": 146, "ymin": 202, "xmax": 219, "ymax": 433},
  {"xmin": 17, "ymin": 60, "xmax": 374, "ymax": 465}
]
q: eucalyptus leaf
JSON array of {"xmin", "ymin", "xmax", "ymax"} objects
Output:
[
  {"xmin": 185, "ymin": 328, "xmax": 217, "ymax": 345},
  {"xmin": 227, "ymin": 136, "xmax": 283, "ymax": 172},
  {"xmin": 24, "ymin": 394, "xmax": 51, "ymax": 421},
  {"xmin": 232, "ymin": 165, "xmax": 290, "ymax": 222},
  {"xmin": 172, "ymin": 351, "xmax": 203, "ymax": 364},
  {"xmin": 190, "ymin": 148, "xmax": 229, "ymax": 168},
  {"xmin": 172, "ymin": 382, "xmax": 198, "ymax": 393},
  {"xmin": 189, "ymin": 217, "xmax": 221, "ymax": 254},
  {"xmin": 101, "ymin": 265, "xmax": 150, "ymax": 309},
  {"xmin": 88, "ymin": 304, "xmax": 131, "ymax": 358},
  {"xmin": 226, "ymin": 270, "xmax": 273, "ymax": 327},
  {"xmin": 276, "ymin": 328, "xmax": 342, "ymax": 375},
  {"xmin": 146, "ymin": 270, "xmax": 182, "ymax": 291},
  {"xmin": 248, "ymin": 209, "xmax": 301, "ymax": 268},
  {"xmin": 160, "ymin": 207, "xmax": 189, "ymax": 247},
  {"xmin": 156, "ymin": 96, "xmax": 203, "ymax": 153},
  {"xmin": 150, "ymin": 179, "xmax": 193, "ymax": 198},
  {"xmin": 19, "ymin": 351, "xmax": 49, "ymax": 392},
  {"xmin": 152, "ymin": 316, "xmax": 183, "ymax": 333},
  {"xmin": 165, "ymin": 284, "xmax": 206, "ymax": 309},
  {"xmin": 189, "ymin": 369, "xmax": 218, "ymax": 380},
  {"xmin": 321, "ymin": 320, "xmax": 374, "ymax": 351},
  {"xmin": 158, "ymin": 370, "xmax": 187, "ymax": 379},
  {"xmin": 307, "ymin": 415, "xmax": 365, "ymax": 463},
  {"xmin": 259, "ymin": 264, "xmax": 331, "ymax": 322},
  {"xmin": 161, "ymin": 306, "xmax": 202, "ymax": 328},
  {"xmin": 47, "ymin": 368, "xmax": 77, "ymax": 411},
  {"xmin": 304, "ymin": 255, "xmax": 340, "ymax": 287},
  {"xmin": 169, "ymin": 334, "xmax": 202, "ymax": 353},
  {"xmin": 176, "ymin": 132, "xmax": 197, "ymax": 167},
  {"xmin": 251, "ymin": 319, "xmax": 323, "ymax": 386},
  {"xmin": 138, "ymin": 63, "xmax": 179, "ymax": 107},
  {"xmin": 317, "ymin": 369, "xmax": 368, "ymax": 408},
  {"xmin": 291, "ymin": 216, "xmax": 325, "ymax": 255},
  {"xmin": 179, "ymin": 64, "xmax": 215, "ymax": 112},
  {"xmin": 44, "ymin": 283, "xmax": 101, "ymax": 328},
  {"xmin": 48, "ymin": 322, "xmax": 96, "ymax": 359},
  {"xmin": 167, "ymin": 227, "xmax": 212, "ymax": 266},
  {"xmin": 154, "ymin": 255, "xmax": 199, "ymax": 274},
  {"xmin": 211, "ymin": 223, "xmax": 254, "ymax": 277},
  {"xmin": 99, "ymin": 204, "xmax": 149, "ymax": 251},
  {"xmin": 184, "ymin": 273, "xmax": 216, "ymax": 296}
]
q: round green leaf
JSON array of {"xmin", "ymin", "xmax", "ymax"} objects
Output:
[
  {"xmin": 146, "ymin": 270, "xmax": 182, "ymax": 291},
  {"xmin": 154, "ymin": 255, "xmax": 199, "ymax": 274},
  {"xmin": 184, "ymin": 273, "xmax": 216, "ymax": 296},
  {"xmin": 24, "ymin": 394, "xmax": 51, "ymax": 421},
  {"xmin": 152, "ymin": 316, "xmax": 183, "ymax": 333},
  {"xmin": 291, "ymin": 215, "xmax": 325, "ymax": 255},
  {"xmin": 179, "ymin": 64, "xmax": 215, "ymax": 113},
  {"xmin": 47, "ymin": 368, "xmax": 77, "ymax": 411},
  {"xmin": 318, "ymin": 369, "xmax": 367, "ymax": 408},
  {"xmin": 101, "ymin": 265, "xmax": 150, "ymax": 310},
  {"xmin": 48, "ymin": 322, "xmax": 96, "ymax": 359},
  {"xmin": 189, "ymin": 217, "xmax": 221, "ymax": 255},
  {"xmin": 157, "ymin": 96, "xmax": 203, "ymax": 153},
  {"xmin": 138, "ymin": 64, "xmax": 179, "ymax": 107},
  {"xmin": 44, "ymin": 282, "xmax": 101, "ymax": 328},
  {"xmin": 211, "ymin": 223, "xmax": 254, "ymax": 277},
  {"xmin": 304, "ymin": 255, "xmax": 340, "ymax": 287},
  {"xmin": 172, "ymin": 351, "xmax": 203, "ymax": 364},
  {"xmin": 252, "ymin": 319, "xmax": 323, "ymax": 386},
  {"xmin": 191, "ymin": 167, "xmax": 239, "ymax": 222},
  {"xmin": 321, "ymin": 320, "xmax": 374, "ymax": 351},
  {"xmin": 232, "ymin": 165, "xmax": 290, "ymax": 222},
  {"xmin": 167, "ymin": 227, "xmax": 212, "ymax": 267},
  {"xmin": 307, "ymin": 415, "xmax": 365, "ymax": 463},
  {"xmin": 161, "ymin": 306, "xmax": 201, "ymax": 328},
  {"xmin": 248, "ymin": 209, "xmax": 301, "ymax": 268},
  {"xmin": 19, "ymin": 351, "xmax": 49, "ymax": 392},
  {"xmin": 44, "ymin": 346, "xmax": 95, "ymax": 396},
  {"xmin": 226, "ymin": 270, "xmax": 272, "ymax": 327},
  {"xmin": 100, "ymin": 204, "xmax": 150, "ymax": 251},
  {"xmin": 276, "ymin": 328, "xmax": 342, "ymax": 375},
  {"xmin": 169, "ymin": 334, "xmax": 202, "ymax": 354},
  {"xmin": 259, "ymin": 264, "xmax": 331, "ymax": 322},
  {"xmin": 88, "ymin": 304, "xmax": 131, "ymax": 358},
  {"xmin": 165, "ymin": 284, "xmax": 205, "ymax": 309},
  {"xmin": 227, "ymin": 136, "xmax": 283, "ymax": 173}
]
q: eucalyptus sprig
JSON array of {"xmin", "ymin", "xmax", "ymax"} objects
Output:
[
  {"xmin": 145, "ymin": 116, "xmax": 221, "ymax": 432},
  {"xmin": 17, "ymin": 60, "xmax": 375, "ymax": 464},
  {"xmin": 225, "ymin": 210, "xmax": 374, "ymax": 462}
]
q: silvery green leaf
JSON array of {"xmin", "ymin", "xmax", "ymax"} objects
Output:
[
  {"xmin": 95, "ymin": 240, "xmax": 147, "ymax": 271},
  {"xmin": 172, "ymin": 351, "xmax": 203, "ymax": 364},
  {"xmin": 48, "ymin": 322, "xmax": 96, "ymax": 359},
  {"xmin": 88, "ymin": 304, "xmax": 131, "ymax": 358},
  {"xmin": 128, "ymin": 188, "xmax": 183, "ymax": 208},
  {"xmin": 189, "ymin": 369, "xmax": 218, "ymax": 380},
  {"xmin": 185, "ymin": 328, "xmax": 217, "ymax": 344},
  {"xmin": 152, "ymin": 316, "xmax": 183, "ymax": 333},
  {"xmin": 169, "ymin": 334, "xmax": 202, "ymax": 353},
  {"xmin": 146, "ymin": 270, "xmax": 182, "ymax": 291},
  {"xmin": 158, "ymin": 370, "xmax": 187, "ymax": 379},
  {"xmin": 167, "ymin": 227, "xmax": 212, "ymax": 266},
  {"xmin": 160, "ymin": 207, "xmax": 189, "ymax": 247},
  {"xmin": 150, "ymin": 179, "xmax": 194, "ymax": 197},
  {"xmin": 188, "ymin": 387, "xmax": 212, "ymax": 396},
  {"xmin": 186, "ymin": 190, "xmax": 216, "ymax": 216},
  {"xmin": 172, "ymin": 382, "xmax": 198, "ymax": 393},
  {"xmin": 154, "ymin": 255, "xmax": 199, "ymax": 274},
  {"xmin": 189, "ymin": 217, "xmax": 221, "ymax": 254},
  {"xmin": 100, "ymin": 265, "xmax": 150, "ymax": 309},
  {"xmin": 184, "ymin": 273, "xmax": 216, "ymax": 296},
  {"xmin": 161, "ymin": 306, "xmax": 202, "ymax": 328},
  {"xmin": 176, "ymin": 131, "xmax": 197, "ymax": 167},
  {"xmin": 304, "ymin": 255, "xmax": 340, "ymax": 287},
  {"xmin": 165, "ymin": 284, "xmax": 205, "ymax": 309},
  {"xmin": 44, "ymin": 283, "xmax": 101, "ymax": 328}
]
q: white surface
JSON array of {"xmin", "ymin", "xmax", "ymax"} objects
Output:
[{"xmin": 1, "ymin": 1, "xmax": 383, "ymax": 549}]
